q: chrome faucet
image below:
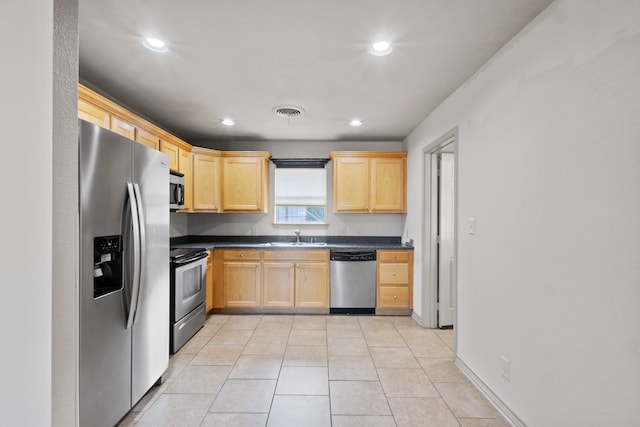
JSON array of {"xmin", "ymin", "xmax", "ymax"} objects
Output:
[{"xmin": 294, "ymin": 229, "xmax": 301, "ymax": 244}]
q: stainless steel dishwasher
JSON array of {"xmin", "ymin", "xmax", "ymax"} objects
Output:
[{"xmin": 330, "ymin": 250, "xmax": 377, "ymax": 314}]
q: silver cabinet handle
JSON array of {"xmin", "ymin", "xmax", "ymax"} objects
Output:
[{"xmin": 393, "ymin": 295, "xmax": 398, "ymax": 300}]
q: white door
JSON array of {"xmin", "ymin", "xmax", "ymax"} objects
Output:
[{"xmin": 438, "ymin": 153, "xmax": 456, "ymax": 327}]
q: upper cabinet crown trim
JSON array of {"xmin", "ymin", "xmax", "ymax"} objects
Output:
[{"xmin": 330, "ymin": 151, "xmax": 407, "ymax": 159}]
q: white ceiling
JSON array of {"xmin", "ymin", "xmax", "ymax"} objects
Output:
[{"xmin": 79, "ymin": 0, "xmax": 553, "ymax": 143}]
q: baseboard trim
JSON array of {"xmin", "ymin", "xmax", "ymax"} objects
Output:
[
  {"xmin": 454, "ymin": 357, "xmax": 526, "ymax": 427},
  {"xmin": 411, "ymin": 311, "xmax": 425, "ymax": 327}
]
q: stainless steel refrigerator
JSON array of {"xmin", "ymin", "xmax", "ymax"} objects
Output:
[{"xmin": 79, "ymin": 120, "xmax": 169, "ymax": 427}]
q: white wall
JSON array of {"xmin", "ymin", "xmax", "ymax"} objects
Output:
[
  {"xmin": 186, "ymin": 140, "xmax": 407, "ymax": 237},
  {"xmin": 404, "ymin": 0, "xmax": 640, "ymax": 424},
  {"xmin": 0, "ymin": 2, "xmax": 53, "ymax": 425}
]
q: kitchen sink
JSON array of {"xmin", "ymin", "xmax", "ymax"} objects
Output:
[{"xmin": 267, "ymin": 242, "xmax": 327, "ymax": 247}]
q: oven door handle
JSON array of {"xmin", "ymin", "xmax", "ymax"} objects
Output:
[{"xmin": 125, "ymin": 182, "xmax": 141, "ymax": 330}]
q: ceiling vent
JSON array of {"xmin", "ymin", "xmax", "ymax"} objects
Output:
[{"xmin": 273, "ymin": 105, "xmax": 305, "ymax": 121}]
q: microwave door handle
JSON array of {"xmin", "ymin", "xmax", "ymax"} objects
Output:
[
  {"xmin": 173, "ymin": 184, "xmax": 180, "ymax": 206},
  {"xmin": 178, "ymin": 184, "xmax": 184, "ymax": 205},
  {"xmin": 125, "ymin": 183, "xmax": 141, "ymax": 330},
  {"xmin": 131, "ymin": 183, "xmax": 146, "ymax": 325}
]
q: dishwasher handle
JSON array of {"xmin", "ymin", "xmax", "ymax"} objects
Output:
[{"xmin": 330, "ymin": 251, "xmax": 376, "ymax": 262}]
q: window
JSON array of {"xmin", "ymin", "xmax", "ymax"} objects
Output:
[{"xmin": 274, "ymin": 168, "xmax": 327, "ymax": 224}]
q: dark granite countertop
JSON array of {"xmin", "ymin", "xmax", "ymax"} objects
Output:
[{"xmin": 170, "ymin": 235, "xmax": 413, "ymax": 251}]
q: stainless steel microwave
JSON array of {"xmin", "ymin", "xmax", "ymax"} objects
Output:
[{"xmin": 169, "ymin": 170, "xmax": 184, "ymax": 210}]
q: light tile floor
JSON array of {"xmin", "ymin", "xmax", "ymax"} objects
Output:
[{"xmin": 118, "ymin": 315, "xmax": 509, "ymax": 427}]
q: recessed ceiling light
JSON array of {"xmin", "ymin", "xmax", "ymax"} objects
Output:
[
  {"xmin": 368, "ymin": 41, "xmax": 392, "ymax": 56},
  {"xmin": 221, "ymin": 118, "xmax": 236, "ymax": 126},
  {"xmin": 143, "ymin": 37, "xmax": 168, "ymax": 53},
  {"xmin": 349, "ymin": 119, "xmax": 363, "ymax": 127}
]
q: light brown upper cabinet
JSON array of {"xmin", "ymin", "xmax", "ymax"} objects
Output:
[
  {"xmin": 160, "ymin": 140, "xmax": 180, "ymax": 171},
  {"xmin": 135, "ymin": 128, "xmax": 161, "ymax": 151},
  {"xmin": 160, "ymin": 138, "xmax": 193, "ymax": 210},
  {"xmin": 178, "ymin": 147, "xmax": 193, "ymax": 211},
  {"xmin": 77, "ymin": 83, "xmax": 193, "ymax": 156},
  {"xmin": 77, "ymin": 84, "xmax": 270, "ymax": 215},
  {"xmin": 222, "ymin": 152, "xmax": 270, "ymax": 213},
  {"xmin": 78, "ymin": 98, "xmax": 110, "ymax": 128},
  {"xmin": 331, "ymin": 151, "xmax": 407, "ymax": 213},
  {"xmin": 189, "ymin": 149, "xmax": 270, "ymax": 214},
  {"xmin": 191, "ymin": 147, "xmax": 221, "ymax": 212},
  {"xmin": 110, "ymin": 116, "xmax": 136, "ymax": 140}
]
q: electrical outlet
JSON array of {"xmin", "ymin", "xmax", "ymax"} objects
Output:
[
  {"xmin": 500, "ymin": 356, "xmax": 510, "ymax": 381},
  {"xmin": 468, "ymin": 218, "xmax": 476, "ymax": 235}
]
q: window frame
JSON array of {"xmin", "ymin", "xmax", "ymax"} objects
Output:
[{"xmin": 273, "ymin": 167, "xmax": 328, "ymax": 225}]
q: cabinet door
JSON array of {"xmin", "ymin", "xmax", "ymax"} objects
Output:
[
  {"xmin": 294, "ymin": 262, "xmax": 329, "ymax": 308},
  {"xmin": 370, "ymin": 157, "xmax": 406, "ymax": 213},
  {"xmin": 178, "ymin": 149, "xmax": 193, "ymax": 211},
  {"xmin": 192, "ymin": 153, "xmax": 220, "ymax": 211},
  {"xmin": 333, "ymin": 156, "xmax": 369, "ymax": 212},
  {"xmin": 222, "ymin": 157, "xmax": 264, "ymax": 212},
  {"xmin": 110, "ymin": 116, "xmax": 136, "ymax": 140},
  {"xmin": 160, "ymin": 140, "xmax": 180, "ymax": 171},
  {"xmin": 224, "ymin": 261, "xmax": 261, "ymax": 307},
  {"xmin": 206, "ymin": 250, "xmax": 214, "ymax": 312},
  {"xmin": 78, "ymin": 98, "xmax": 110, "ymax": 128},
  {"xmin": 262, "ymin": 262, "xmax": 295, "ymax": 307},
  {"xmin": 135, "ymin": 128, "xmax": 160, "ymax": 151}
]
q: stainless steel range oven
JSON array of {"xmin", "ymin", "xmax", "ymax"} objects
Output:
[{"xmin": 169, "ymin": 248, "xmax": 208, "ymax": 353}]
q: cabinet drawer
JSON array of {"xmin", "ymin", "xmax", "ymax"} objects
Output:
[
  {"xmin": 378, "ymin": 250, "xmax": 410, "ymax": 263},
  {"xmin": 379, "ymin": 286, "xmax": 409, "ymax": 308},
  {"xmin": 223, "ymin": 250, "xmax": 261, "ymax": 261},
  {"xmin": 379, "ymin": 263, "xmax": 409, "ymax": 285},
  {"xmin": 263, "ymin": 249, "xmax": 329, "ymax": 262}
]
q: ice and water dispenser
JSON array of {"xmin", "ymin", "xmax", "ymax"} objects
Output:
[{"xmin": 93, "ymin": 235, "xmax": 123, "ymax": 298}]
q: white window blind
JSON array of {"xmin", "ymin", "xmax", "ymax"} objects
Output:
[{"xmin": 275, "ymin": 169, "xmax": 327, "ymax": 206}]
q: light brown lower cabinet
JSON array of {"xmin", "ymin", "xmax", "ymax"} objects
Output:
[
  {"xmin": 376, "ymin": 249, "xmax": 413, "ymax": 315},
  {"xmin": 262, "ymin": 262, "xmax": 295, "ymax": 308},
  {"xmin": 205, "ymin": 250, "xmax": 214, "ymax": 312},
  {"xmin": 210, "ymin": 249, "xmax": 329, "ymax": 313},
  {"xmin": 294, "ymin": 261, "xmax": 329, "ymax": 308},
  {"xmin": 222, "ymin": 250, "xmax": 262, "ymax": 308}
]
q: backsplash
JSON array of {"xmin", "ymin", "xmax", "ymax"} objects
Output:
[
  {"xmin": 186, "ymin": 212, "xmax": 405, "ymax": 237},
  {"xmin": 170, "ymin": 212, "xmax": 188, "ymax": 238}
]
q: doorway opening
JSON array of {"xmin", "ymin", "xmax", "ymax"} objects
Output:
[{"xmin": 421, "ymin": 128, "xmax": 458, "ymax": 334}]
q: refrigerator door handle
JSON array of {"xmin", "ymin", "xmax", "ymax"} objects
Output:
[
  {"xmin": 132, "ymin": 183, "xmax": 146, "ymax": 325},
  {"xmin": 126, "ymin": 182, "xmax": 142, "ymax": 330}
]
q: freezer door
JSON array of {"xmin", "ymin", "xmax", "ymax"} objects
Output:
[
  {"xmin": 79, "ymin": 121, "xmax": 132, "ymax": 427},
  {"xmin": 131, "ymin": 141, "xmax": 170, "ymax": 405}
]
